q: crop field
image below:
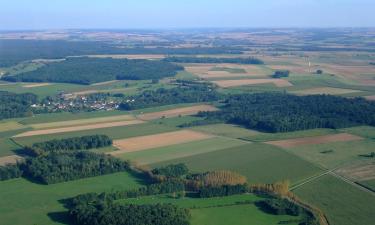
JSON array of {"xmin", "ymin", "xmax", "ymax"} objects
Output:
[
  {"xmin": 283, "ymin": 139, "xmax": 375, "ymax": 169},
  {"xmin": 290, "ymin": 87, "xmax": 363, "ymax": 95},
  {"xmin": 119, "ymin": 194, "xmax": 302, "ymax": 225},
  {"xmin": 190, "ymin": 123, "xmax": 262, "ymax": 138},
  {"xmin": 359, "ymin": 179, "xmax": 375, "ymax": 192},
  {"xmin": 137, "ymin": 104, "xmax": 218, "ymax": 120},
  {"xmin": 335, "ymin": 160, "xmax": 375, "ymax": 181},
  {"xmin": 294, "ymin": 175, "xmax": 375, "ymax": 225},
  {"xmin": 265, "ymin": 133, "xmax": 363, "ymax": 148},
  {"xmin": 152, "ymin": 143, "xmax": 322, "ymax": 184},
  {"xmin": 111, "ymin": 130, "xmax": 213, "ymax": 154},
  {"xmin": 340, "ymin": 126, "xmax": 375, "ymax": 139},
  {"xmin": 0, "ymin": 138, "xmax": 22, "ymax": 157},
  {"xmin": 0, "ymin": 172, "xmax": 142, "ymax": 225},
  {"xmin": 13, "ymin": 122, "xmax": 179, "ymax": 146},
  {"xmin": 118, "ymin": 136, "xmax": 248, "ymax": 165},
  {"xmin": 22, "ymin": 83, "xmax": 51, "ymax": 88},
  {"xmin": 14, "ymin": 120, "xmax": 145, "ymax": 137},
  {"xmin": 29, "ymin": 114, "xmax": 135, "ymax": 129},
  {"xmin": 212, "ymin": 78, "xmax": 293, "ymax": 88},
  {"xmin": 0, "ymin": 121, "xmax": 26, "ymax": 132}
]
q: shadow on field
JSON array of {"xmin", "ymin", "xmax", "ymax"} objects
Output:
[{"xmin": 48, "ymin": 211, "xmax": 73, "ymax": 225}]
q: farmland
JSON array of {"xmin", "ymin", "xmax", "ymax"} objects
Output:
[{"xmin": 1, "ymin": 28, "xmax": 375, "ymax": 225}]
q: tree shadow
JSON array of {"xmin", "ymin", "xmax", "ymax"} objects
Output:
[{"xmin": 47, "ymin": 211, "xmax": 74, "ymax": 225}]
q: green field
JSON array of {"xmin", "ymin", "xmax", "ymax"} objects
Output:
[
  {"xmin": 340, "ymin": 126, "xmax": 375, "ymax": 139},
  {"xmin": 191, "ymin": 123, "xmax": 262, "ymax": 138},
  {"xmin": 284, "ymin": 139, "xmax": 375, "ymax": 169},
  {"xmin": 119, "ymin": 137, "xmax": 248, "ymax": 165},
  {"xmin": 13, "ymin": 122, "xmax": 179, "ymax": 146},
  {"xmin": 358, "ymin": 179, "xmax": 375, "ymax": 192},
  {"xmin": 0, "ymin": 172, "xmax": 142, "ymax": 225},
  {"xmin": 152, "ymin": 143, "xmax": 322, "ymax": 184},
  {"xmin": 210, "ymin": 67, "xmax": 247, "ymax": 74},
  {"xmin": 119, "ymin": 194, "xmax": 301, "ymax": 225},
  {"xmin": 0, "ymin": 138, "xmax": 22, "ymax": 157},
  {"xmin": 294, "ymin": 175, "xmax": 375, "ymax": 225}
]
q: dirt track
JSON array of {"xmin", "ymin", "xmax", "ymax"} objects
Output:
[
  {"xmin": 137, "ymin": 105, "xmax": 218, "ymax": 121},
  {"xmin": 266, "ymin": 133, "xmax": 363, "ymax": 148},
  {"xmin": 111, "ymin": 130, "xmax": 213, "ymax": 155}
]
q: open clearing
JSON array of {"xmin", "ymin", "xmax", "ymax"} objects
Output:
[
  {"xmin": 111, "ymin": 130, "xmax": 213, "ymax": 154},
  {"xmin": 212, "ymin": 79, "xmax": 293, "ymax": 88},
  {"xmin": 335, "ymin": 160, "xmax": 375, "ymax": 181},
  {"xmin": 137, "ymin": 104, "xmax": 218, "ymax": 120},
  {"xmin": 30, "ymin": 114, "xmax": 134, "ymax": 129},
  {"xmin": 266, "ymin": 133, "xmax": 363, "ymax": 148},
  {"xmin": 290, "ymin": 87, "xmax": 362, "ymax": 95},
  {"xmin": 0, "ymin": 155, "xmax": 24, "ymax": 166},
  {"xmin": 22, "ymin": 83, "xmax": 51, "ymax": 88},
  {"xmin": 14, "ymin": 120, "xmax": 144, "ymax": 137},
  {"xmin": 294, "ymin": 174, "xmax": 375, "ymax": 225}
]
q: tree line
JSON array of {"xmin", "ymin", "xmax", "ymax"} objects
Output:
[
  {"xmin": 3, "ymin": 57, "xmax": 184, "ymax": 85},
  {"xmin": 0, "ymin": 91, "xmax": 37, "ymax": 120},
  {"xmin": 163, "ymin": 56, "xmax": 264, "ymax": 64},
  {"xmin": 27, "ymin": 135, "xmax": 112, "ymax": 155},
  {"xmin": 197, "ymin": 93, "xmax": 375, "ymax": 132},
  {"xmin": 119, "ymin": 83, "xmax": 220, "ymax": 110}
]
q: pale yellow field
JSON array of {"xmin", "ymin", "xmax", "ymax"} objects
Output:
[
  {"xmin": 291, "ymin": 87, "xmax": 362, "ymax": 95},
  {"xmin": 266, "ymin": 133, "xmax": 363, "ymax": 148},
  {"xmin": 14, "ymin": 120, "xmax": 144, "ymax": 137},
  {"xmin": 111, "ymin": 130, "xmax": 213, "ymax": 155},
  {"xmin": 30, "ymin": 114, "xmax": 135, "ymax": 129},
  {"xmin": 137, "ymin": 105, "xmax": 218, "ymax": 121},
  {"xmin": 0, "ymin": 121, "xmax": 26, "ymax": 132},
  {"xmin": 336, "ymin": 160, "xmax": 375, "ymax": 181},
  {"xmin": 0, "ymin": 155, "xmax": 24, "ymax": 166},
  {"xmin": 22, "ymin": 83, "xmax": 51, "ymax": 88},
  {"xmin": 212, "ymin": 79, "xmax": 293, "ymax": 88}
]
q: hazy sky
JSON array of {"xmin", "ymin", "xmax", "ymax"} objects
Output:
[{"xmin": 1, "ymin": 0, "xmax": 374, "ymax": 30}]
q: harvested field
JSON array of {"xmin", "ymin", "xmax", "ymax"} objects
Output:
[
  {"xmin": 186, "ymin": 64, "xmax": 269, "ymax": 79},
  {"xmin": 137, "ymin": 105, "xmax": 218, "ymax": 121},
  {"xmin": 319, "ymin": 64, "xmax": 375, "ymax": 85},
  {"xmin": 90, "ymin": 80, "xmax": 119, "ymax": 86},
  {"xmin": 0, "ymin": 155, "xmax": 24, "ymax": 166},
  {"xmin": 212, "ymin": 79, "xmax": 293, "ymax": 88},
  {"xmin": 22, "ymin": 83, "xmax": 51, "ymax": 88},
  {"xmin": 111, "ymin": 130, "xmax": 213, "ymax": 154},
  {"xmin": 335, "ymin": 161, "xmax": 375, "ymax": 181},
  {"xmin": 30, "ymin": 114, "xmax": 135, "ymax": 129},
  {"xmin": 14, "ymin": 120, "xmax": 144, "ymax": 137},
  {"xmin": 291, "ymin": 87, "xmax": 362, "ymax": 95},
  {"xmin": 266, "ymin": 133, "xmax": 363, "ymax": 148}
]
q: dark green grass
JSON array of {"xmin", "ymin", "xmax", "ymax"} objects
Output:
[
  {"xmin": 151, "ymin": 143, "xmax": 322, "ymax": 184},
  {"xmin": 294, "ymin": 174, "xmax": 375, "ymax": 225},
  {"xmin": 358, "ymin": 179, "xmax": 375, "ymax": 192},
  {"xmin": 13, "ymin": 122, "xmax": 179, "ymax": 146},
  {"xmin": 0, "ymin": 172, "xmax": 142, "ymax": 225}
]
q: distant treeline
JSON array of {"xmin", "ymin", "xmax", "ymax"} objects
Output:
[
  {"xmin": 28, "ymin": 135, "xmax": 112, "ymax": 155},
  {"xmin": 22, "ymin": 151, "xmax": 129, "ymax": 184},
  {"xmin": 197, "ymin": 93, "xmax": 375, "ymax": 132},
  {"xmin": 119, "ymin": 82, "xmax": 220, "ymax": 110},
  {"xmin": 163, "ymin": 56, "xmax": 264, "ymax": 64},
  {"xmin": 2, "ymin": 57, "xmax": 183, "ymax": 84},
  {"xmin": 0, "ymin": 39, "xmax": 243, "ymax": 67},
  {"xmin": 0, "ymin": 91, "xmax": 37, "ymax": 120}
]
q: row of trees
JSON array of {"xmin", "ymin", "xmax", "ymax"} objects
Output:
[
  {"xmin": 119, "ymin": 84, "xmax": 220, "ymax": 110},
  {"xmin": 198, "ymin": 93, "xmax": 375, "ymax": 132},
  {"xmin": 0, "ymin": 91, "xmax": 37, "ymax": 120},
  {"xmin": 163, "ymin": 56, "xmax": 264, "ymax": 64},
  {"xmin": 22, "ymin": 151, "xmax": 129, "ymax": 184},
  {"xmin": 272, "ymin": 70, "xmax": 290, "ymax": 78},
  {"xmin": 3, "ymin": 57, "xmax": 183, "ymax": 85},
  {"xmin": 29, "ymin": 135, "xmax": 112, "ymax": 155}
]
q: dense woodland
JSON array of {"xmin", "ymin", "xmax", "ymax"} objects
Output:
[
  {"xmin": 28, "ymin": 135, "xmax": 112, "ymax": 155},
  {"xmin": 197, "ymin": 93, "xmax": 375, "ymax": 132},
  {"xmin": 164, "ymin": 56, "xmax": 264, "ymax": 64},
  {"xmin": 0, "ymin": 91, "xmax": 37, "ymax": 120},
  {"xmin": 0, "ymin": 39, "xmax": 243, "ymax": 67},
  {"xmin": 22, "ymin": 151, "xmax": 129, "ymax": 184},
  {"xmin": 0, "ymin": 164, "xmax": 23, "ymax": 181},
  {"xmin": 119, "ymin": 83, "xmax": 220, "ymax": 110},
  {"xmin": 3, "ymin": 57, "xmax": 183, "ymax": 84}
]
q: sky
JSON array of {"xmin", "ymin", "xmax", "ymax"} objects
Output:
[{"xmin": 1, "ymin": 0, "xmax": 374, "ymax": 30}]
